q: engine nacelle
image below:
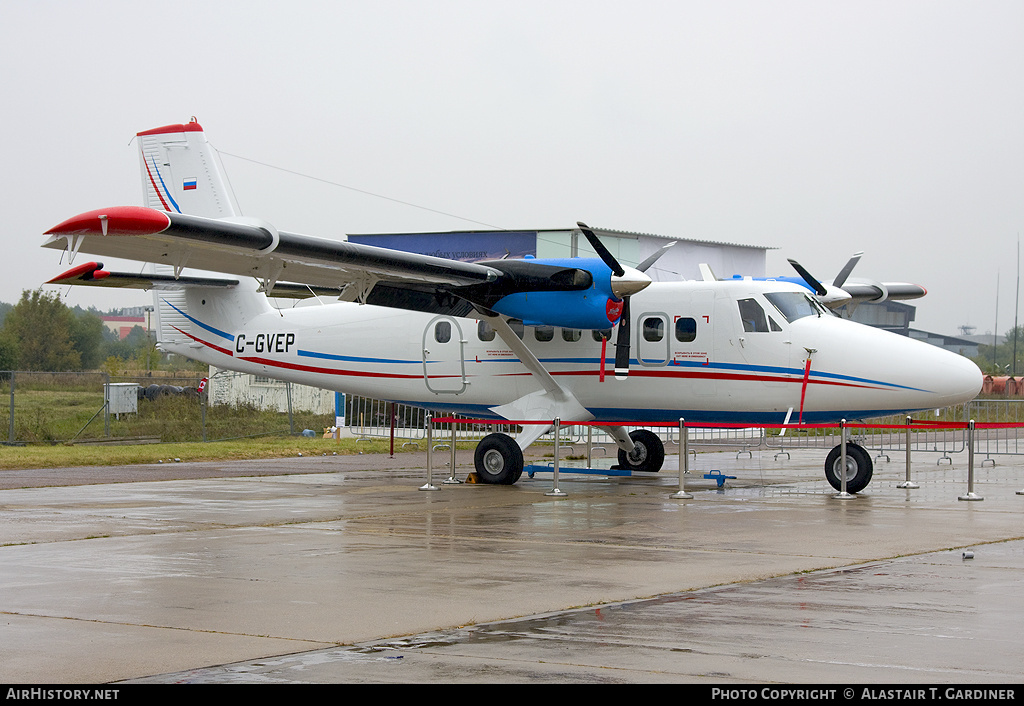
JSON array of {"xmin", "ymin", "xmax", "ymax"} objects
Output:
[
  {"xmin": 488, "ymin": 257, "xmax": 623, "ymax": 329},
  {"xmin": 491, "ymin": 288, "xmax": 623, "ymax": 329}
]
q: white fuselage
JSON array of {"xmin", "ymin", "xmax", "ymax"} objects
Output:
[{"xmin": 160, "ymin": 279, "xmax": 982, "ymax": 424}]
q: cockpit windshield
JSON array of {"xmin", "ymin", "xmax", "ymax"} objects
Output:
[{"xmin": 764, "ymin": 291, "xmax": 828, "ymax": 323}]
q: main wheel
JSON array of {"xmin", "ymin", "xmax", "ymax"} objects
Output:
[
  {"xmin": 617, "ymin": 429, "xmax": 666, "ymax": 473},
  {"xmin": 473, "ymin": 433, "xmax": 524, "ymax": 485},
  {"xmin": 824, "ymin": 443, "xmax": 873, "ymax": 493}
]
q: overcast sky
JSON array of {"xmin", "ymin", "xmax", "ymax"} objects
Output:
[{"xmin": 2, "ymin": 0, "xmax": 1021, "ymax": 336}]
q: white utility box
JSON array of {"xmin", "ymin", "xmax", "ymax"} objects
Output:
[{"xmin": 105, "ymin": 382, "xmax": 139, "ymax": 417}]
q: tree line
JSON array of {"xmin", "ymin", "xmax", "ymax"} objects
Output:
[
  {"xmin": 0, "ymin": 289, "xmax": 173, "ymax": 373},
  {"xmin": 974, "ymin": 326, "xmax": 1024, "ymax": 376}
]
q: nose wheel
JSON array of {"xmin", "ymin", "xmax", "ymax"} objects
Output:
[
  {"xmin": 824, "ymin": 443, "xmax": 873, "ymax": 493},
  {"xmin": 616, "ymin": 429, "xmax": 666, "ymax": 473}
]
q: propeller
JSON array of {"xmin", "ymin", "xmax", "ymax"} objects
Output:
[
  {"xmin": 577, "ymin": 222, "xmax": 673, "ymax": 380},
  {"xmin": 787, "ymin": 257, "xmax": 855, "ymax": 309},
  {"xmin": 832, "ymin": 251, "xmax": 863, "ymax": 288},
  {"xmin": 787, "ymin": 258, "xmax": 828, "ymax": 297}
]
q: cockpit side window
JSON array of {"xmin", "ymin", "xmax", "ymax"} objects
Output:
[{"xmin": 737, "ymin": 298, "xmax": 769, "ymax": 333}]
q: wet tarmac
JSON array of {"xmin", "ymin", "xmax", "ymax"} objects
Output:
[{"xmin": 1, "ymin": 444, "xmax": 1022, "ymax": 684}]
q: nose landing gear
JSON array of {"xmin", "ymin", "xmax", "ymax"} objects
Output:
[{"xmin": 824, "ymin": 443, "xmax": 873, "ymax": 494}]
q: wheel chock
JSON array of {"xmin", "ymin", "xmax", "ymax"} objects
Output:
[
  {"xmin": 704, "ymin": 470, "xmax": 736, "ymax": 488},
  {"xmin": 465, "ymin": 473, "xmax": 481, "ymax": 484}
]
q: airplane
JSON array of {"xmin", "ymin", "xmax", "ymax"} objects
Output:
[{"xmin": 40, "ymin": 119, "xmax": 983, "ymax": 494}]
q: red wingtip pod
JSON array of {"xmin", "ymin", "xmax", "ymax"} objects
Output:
[
  {"xmin": 47, "ymin": 261, "xmax": 104, "ymax": 284},
  {"xmin": 45, "ymin": 207, "xmax": 171, "ymax": 236}
]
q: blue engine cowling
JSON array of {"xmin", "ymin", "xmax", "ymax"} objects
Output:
[{"xmin": 489, "ymin": 258, "xmax": 623, "ymax": 329}]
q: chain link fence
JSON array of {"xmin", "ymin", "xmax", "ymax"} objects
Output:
[
  {"xmin": 0, "ymin": 370, "xmax": 332, "ymax": 445},
  {"xmin": 0, "ymin": 369, "xmax": 1006, "ymax": 462}
]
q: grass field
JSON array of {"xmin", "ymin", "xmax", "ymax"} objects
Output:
[
  {"xmin": 0, "ymin": 436, "xmax": 406, "ymax": 470},
  {"xmin": 0, "ymin": 384, "xmax": 333, "ymax": 444}
]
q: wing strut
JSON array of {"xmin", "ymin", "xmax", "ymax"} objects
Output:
[{"xmin": 479, "ymin": 312, "xmax": 594, "ymax": 450}]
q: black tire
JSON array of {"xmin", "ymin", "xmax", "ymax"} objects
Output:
[
  {"xmin": 474, "ymin": 433, "xmax": 524, "ymax": 485},
  {"xmin": 617, "ymin": 429, "xmax": 666, "ymax": 473},
  {"xmin": 824, "ymin": 443, "xmax": 873, "ymax": 493}
]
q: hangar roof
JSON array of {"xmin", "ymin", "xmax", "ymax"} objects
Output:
[{"xmin": 349, "ymin": 226, "xmax": 773, "ymax": 252}]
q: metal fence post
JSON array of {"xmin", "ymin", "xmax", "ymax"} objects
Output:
[
  {"xmin": 445, "ymin": 422, "xmax": 462, "ymax": 484},
  {"xmin": 671, "ymin": 418, "xmax": 693, "ymax": 499},
  {"xmin": 103, "ymin": 373, "xmax": 111, "ymax": 438},
  {"xmin": 420, "ymin": 413, "xmax": 439, "ymax": 491},
  {"xmin": 834, "ymin": 419, "xmax": 855, "ymax": 500},
  {"xmin": 8, "ymin": 371, "xmax": 14, "ymax": 444},
  {"xmin": 545, "ymin": 417, "xmax": 567, "ymax": 497},
  {"xmin": 959, "ymin": 420, "xmax": 982, "ymax": 501},
  {"xmin": 286, "ymin": 381, "xmax": 294, "ymax": 435},
  {"xmin": 898, "ymin": 415, "xmax": 919, "ymax": 489}
]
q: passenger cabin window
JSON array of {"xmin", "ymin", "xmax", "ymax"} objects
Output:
[
  {"xmin": 642, "ymin": 317, "xmax": 664, "ymax": 342},
  {"xmin": 508, "ymin": 319, "xmax": 525, "ymax": 339},
  {"xmin": 534, "ymin": 326, "xmax": 554, "ymax": 342},
  {"xmin": 675, "ymin": 317, "xmax": 697, "ymax": 342},
  {"xmin": 434, "ymin": 321, "xmax": 452, "ymax": 343},
  {"xmin": 562, "ymin": 328, "xmax": 582, "ymax": 342},
  {"xmin": 592, "ymin": 329, "xmax": 612, "ymax": 342},
  {"xmin": 477, "ymin": 321, "xmax": 495, "ymax": 342}
]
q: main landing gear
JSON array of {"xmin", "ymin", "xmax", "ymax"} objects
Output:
[
  {"xmin": 471, "ymin": 429, "xmax": 667, "ymax": 485},
  {"xmin": 824, "ymin": 442, "xmax": 873, "ymax": 494},
  {"xmin": 473, "ymin": 433, "xmax": 524, "ymax": 485}
]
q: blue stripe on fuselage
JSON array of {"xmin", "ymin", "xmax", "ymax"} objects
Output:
[{"xmin": 163, "ymin": 299, "xmax": 234, "ymax": 342}]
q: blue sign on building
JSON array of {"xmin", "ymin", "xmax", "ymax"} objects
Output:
[{"xmin": 347, "ymin": 231, "xmax": 537, "ymax": 262}]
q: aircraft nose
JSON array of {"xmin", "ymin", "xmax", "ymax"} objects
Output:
[{"xmin": 927, "ymin": 347, "xmax": 983, "ymax": 407}]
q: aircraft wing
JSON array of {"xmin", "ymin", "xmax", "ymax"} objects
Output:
[
  {"xmin": 43, "ymin": 207, "xmax": 503, "ymax": 292},
  {"xmin": 42, "ymin": 206, "xmax": 598, "ymax": 319}
]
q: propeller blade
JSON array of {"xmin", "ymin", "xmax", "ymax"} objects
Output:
[
  {"xmin": 577, "ymin": 222, "xmax": 625, "ymax": 277},
  {"xmin": 635, "ymin": 241, "xmax": 676, "ymax": 273},
  {"xmin": 787, "ymin": 258, "xmax": 828, "ymax": 297},
  {"xmin": 614, "ymin": 297, "xmax": 631, "ymax": 380},
  {"xmin": 832, "ymin": 251, "xmax": 863, "ymax": 288}
]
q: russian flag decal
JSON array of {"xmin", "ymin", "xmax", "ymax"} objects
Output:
[{"xmin": 183, "ymin": 178, "xmax": 198, "ymax": 191}]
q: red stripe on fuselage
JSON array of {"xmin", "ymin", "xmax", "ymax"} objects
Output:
[
  {"xmin": 173, "ymin": 327, "xmax": 234, "ymax": 357},
  {"xmin": 179, "ymin": 330, "xmax": 881, "ymax": 391},
  {"xmin": 237, "ymin": 355, "xmax": 426, "ymax": 380}
]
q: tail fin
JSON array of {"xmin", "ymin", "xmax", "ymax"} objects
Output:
[{"xmin": 137, "ymin": 118, "xmax": 240, "ymax": 218}]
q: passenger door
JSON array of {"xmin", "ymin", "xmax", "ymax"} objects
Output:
[{"xmin": 422, "ymin": 316, "xmax": 467, "ymax": 394}]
